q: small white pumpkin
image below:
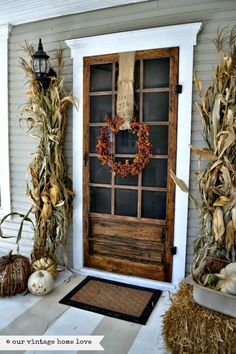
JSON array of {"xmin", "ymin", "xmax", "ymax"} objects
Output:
[
  {"xmin": 28, "ymin": 270, "xmax": 54, "ymax": 295},
  {"xmin": 216, "ymin": 262, "xmax": 236, "ymax": 295}
]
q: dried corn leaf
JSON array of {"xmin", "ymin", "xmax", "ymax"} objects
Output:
[
  {"xmin": 49, "ymin": 177, "xmax": 61, "ymax": 206},
  {"xmin": 170, "ymin": 169, "xmax": 200, "ymax": 209},
  {"xmin": 213, "ymin": 196, "xmax": 231, "ymax": 207},
  {"xmin": 55, "ymin": 200, "xmax": 65, "ymax": 207},
  {"xmin": 170, "ymin": 169, "xmax": 188, "ymax": 193},
  {"xmin": 209, "ymin": 159, "xmax": 224, "ymax": 172},
  {"xmin": 213, "ymin": 207, "xmax": 225, "ymax": 244},
  {"xmin": 220, "ymin": 165, "xmax": 232, "ymax": 191},
  {"xmin": 193, "ymin": 74, "xmax": 202, "ymax": 96},
  {"xmin": 41, "ymin": 202, "xmax": 52, "ymax": 225},
  {"xmin": 232, "ymin": 207, "xmax": 236, "ymax": 230},
  {"xmin": 41, "ymin": 192, "xmax": 50, "ymax": 203},
  {"xmin": 0, "ymin": 210, "xmax": 33, "ymax": 240},
  {"xmin": 226, "ymin": 220, "xmax": 234, "ymax": 251},
  {"xmin": 218, "ymin": 127, "xmax": 236, "ymax": 158},
  {"xmin": 189, "ymin": 145, "xmax": 218, "ymax": 160}
]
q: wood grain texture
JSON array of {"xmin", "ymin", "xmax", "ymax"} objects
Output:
[
  {"xmin": 90, "ymin": 216, "xmax": 165, "ymax": 242},
  {"xmin": 165, "ymin": 47, "xmax": 179, "ymax": 281},
  {"xmin": 89, "ymin": 212, "xmax": 166, "ymax": 225},
  {"xmin": 83, "ymin": 57, "xmax": 91, "ymax": 266},
  {"xmin": 85, "ymin": 254, "xmax": 166, "ymax": 281},
  {"xmin": 91, "ymin": 241, "xmax": 163, "ymax": 263},
  {"xmin": 83, "ymin": 47, "xmax": 178, "ymax": 281},
  {"xmin": 86, "ymin": 216, "xmax": 166, "ymax": 279}
]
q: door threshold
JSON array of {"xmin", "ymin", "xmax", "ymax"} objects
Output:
[{"xmin": 80, "ymin": 267, "xmax": 176, "ymax": 291}]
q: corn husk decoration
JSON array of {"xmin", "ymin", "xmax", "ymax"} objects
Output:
[
  {"xmin": 171, "ymin": 27, "xmax": 236, "ymax": 286},
  {"xmin": 213, "ymin": 207, "xmax": 225, "ymax": 244},
  {"xmin": 19, "ymin": 43, "xmax": 77, "ymax": 264}
]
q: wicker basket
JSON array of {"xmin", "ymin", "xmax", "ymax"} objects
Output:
[{"xmin": 0, "ymin": 251, "xmax": 31, "ymax": 296}]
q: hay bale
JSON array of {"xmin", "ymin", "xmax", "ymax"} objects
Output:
[{"xmin": 162, "ymin": 282, "xmax": 236, "ymax": 354}]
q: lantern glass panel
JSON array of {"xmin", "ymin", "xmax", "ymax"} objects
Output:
[
  {"xmin": 33, "ymin": 58, "xmax": 40, "ymax": 73},
  {"xmin": 33, "ymin": 58, "xmax": 50, "ymax": 74}
]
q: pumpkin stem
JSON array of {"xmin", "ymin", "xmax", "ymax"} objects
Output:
[
  {"xmin": 38, "ymin": 271, "xmax": 44, "ymax": 277},
  {"xmin": 7, "ymin": 250, "xmax": 13, "ymax": 261}
]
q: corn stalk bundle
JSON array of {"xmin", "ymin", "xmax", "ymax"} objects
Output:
[
  {"xmin": 191, "ymin": 28, "xmax": 236, "ymax": 283},
  {"xmin": 171, "ymin": 27, "xmax": 236, "ymax": 285},
  {"xmin": 19, "ymin": 44, "xmax": 77, "ymax": 264}
]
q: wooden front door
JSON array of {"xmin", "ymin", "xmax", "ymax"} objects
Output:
[{"xmin": 83, "ymin": 48, "xmax": 178, "ymax": 282}]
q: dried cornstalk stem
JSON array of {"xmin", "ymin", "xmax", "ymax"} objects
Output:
[{"xmin": 20, "ymin": 43, "xmax": 77, "ymax": 264}]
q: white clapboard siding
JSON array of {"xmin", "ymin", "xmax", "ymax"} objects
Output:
[{"xmin": 1, "ymin": 0, "xmax": 235, "ymax": 273}]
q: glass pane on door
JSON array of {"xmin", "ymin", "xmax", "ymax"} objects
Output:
[
  {"xmin": 142, "ymin": 191, "xmax": 167, "ymax": 219},
  {"xmin": 90, "ymin": 95, "xmax": 112, "ymax": 122},
  {"xmin": 149, "ymin": 126, "xmax": 169, "ymax": 155},
  {"xmin": 90, "ymin": 157, "xmax": 111, "ymax": 184},
  {"xmin": 143, "ymin": 92, "xmax": 169, "ymax": 122},
  {"xmin": 115, "ymin": 189, "xmax": 137, "ymax": 217},
  {"xmin": 142, "ymin": 159, "xmax": 168, "ymax": 187},
  {"xmin": 90, "ymin": 187, "xmax": 111, "ymax": 214},
  {"xmin": 116, "ymin": 130, "xmax": 138, "ymax": 154},
  {"xmin": 90, "ymin": 63, "xmax": 112, "ymax": 92},
  {"xmin": 115, "ymin": 158, "xmax": 138, "ymax": 186},
  {"xmin": 143, "ymin": 58, "xmax": 170, "ymax": 88},
  {"xmin": 90, "ymin": 127, "xmax": 101, "ymax": 153}
]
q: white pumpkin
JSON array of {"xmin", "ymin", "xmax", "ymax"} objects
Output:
[
  {"xmin": 28, "ymin": 270, "xmax": 54, "ymax": 295},
  {"xmin": 216, "ymin": 262, "xmax": 236, "ymax": 295}
]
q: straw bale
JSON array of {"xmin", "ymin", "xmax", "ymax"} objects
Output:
[{"xmin": 163, "ymin": 282, "xmax": 236, "ymax": 354}]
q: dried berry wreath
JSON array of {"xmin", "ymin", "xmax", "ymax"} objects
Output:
[{"xmin": 96, "ymin": 116, "xmax": 152, "ymax": 177}]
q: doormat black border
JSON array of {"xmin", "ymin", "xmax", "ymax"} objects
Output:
[{"xmin": 59, "ymin": 276, "xmax": 162, "ymax": 325}]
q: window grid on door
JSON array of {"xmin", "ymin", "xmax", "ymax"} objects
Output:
[{"xmin": 86, "ymin": 49, "xmax": 176, "ymax": 221}]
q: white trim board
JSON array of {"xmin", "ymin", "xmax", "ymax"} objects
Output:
[
  {"xmin": 0, "ymin": 1, "xmax": 149, "ymax": 26},
  {"xmin": 66, "ymin": 22, "xmax": 202, "ymax": 289},
  {"xmin": 0, "ymin": 24, "xmax": 12, "ymax": 216}
]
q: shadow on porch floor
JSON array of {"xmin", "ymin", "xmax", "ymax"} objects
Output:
[{"xmin": 0, "ymin": 272, "xmax": 171, "ymax": 354}]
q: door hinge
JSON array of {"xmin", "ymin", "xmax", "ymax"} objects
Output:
[
  {"xmin": 169, "ymin": 246, "xmax": 177, "ymax": 255},
  {"xmin": 174, "ymin": 84, "xmax": 182, "ymax": 94}
]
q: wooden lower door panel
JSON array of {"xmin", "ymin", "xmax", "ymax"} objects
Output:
[
  {"xmin": 85, "ymin": 254, "xmax": 166, "ymax": 281},
  {"xmin": 84, "ymin": 215, "xmax": 167, "ymax": 281}
]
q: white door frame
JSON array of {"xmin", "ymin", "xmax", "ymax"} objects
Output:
[{"xmin": 66, "ymin": 22, "xmax": 202, "ymax": 290}]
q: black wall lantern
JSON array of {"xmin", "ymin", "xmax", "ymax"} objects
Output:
[{"xmin": 32, "ymin": 38, "xmax": 55, "ymax": 89}]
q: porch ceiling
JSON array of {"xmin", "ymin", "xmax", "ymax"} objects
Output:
[{"xmin": 0, "ymin": 0, "xmax": 149, "ymax": 26}]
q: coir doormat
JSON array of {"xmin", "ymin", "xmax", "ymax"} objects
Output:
[{"xmin": 59, "ymin": 276, "xmax": 162, "ymax": 325}]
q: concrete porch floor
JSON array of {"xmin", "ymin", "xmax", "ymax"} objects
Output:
[{"xmin": 0, "ymin": 272, "xmax": 171, "ymax": 354}]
